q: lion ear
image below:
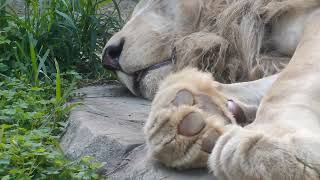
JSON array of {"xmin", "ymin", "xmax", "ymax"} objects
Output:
[{"xmin": 227, "ymin": 100, "xmax": 247, "ymax": 126}]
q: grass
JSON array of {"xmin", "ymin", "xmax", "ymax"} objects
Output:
[
  {"xmin": 0, "ymin": 0, "xmax": 124, "ymax": 178},
  {"xmin": 0, "ymin": 75, "xmax": 101, "ymax": 179}
]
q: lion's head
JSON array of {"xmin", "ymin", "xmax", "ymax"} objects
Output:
[
  {"xmin": 102, "ymin": 0, "xmax": 290, "ymax": 99},
  {"xmin": 102, "ymin": 0, "xmax": 205, "ymax": 99}
]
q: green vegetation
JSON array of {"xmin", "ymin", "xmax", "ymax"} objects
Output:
[{"xmin": 0, "ymin": 0, "xmax": 123, "ymax": 178}]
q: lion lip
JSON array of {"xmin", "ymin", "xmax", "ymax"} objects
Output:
[
  {"xmin": 134, "ymin": 59, "xmax": 172, "ymax": 83},
  {"xmin": 116, "ymin": 59, "xmax": 172, "ymax": 98}
]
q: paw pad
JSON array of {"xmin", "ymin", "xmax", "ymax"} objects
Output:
[
  {"xmin": 201, "ymin": 130, "xmax": 219, "ymax": 153},
  {"xmin": 227, "ymin": 100, "xmax": 247, "ymax": 125},
  {"xmin": 178, "ymin": 112, "xmax": 205, "ymax": 137},
  {"xmin": 172, "ymin": 89, "xmax": 194, "ymax": 106}
]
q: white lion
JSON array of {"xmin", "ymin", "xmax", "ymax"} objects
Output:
[
  {"xmin": 103, "ymin": 0, "xmax": 319, "ymax": 100},
  {"xmin": 103, "ymin": 0, "xmax": 320, "ymax": 179}
]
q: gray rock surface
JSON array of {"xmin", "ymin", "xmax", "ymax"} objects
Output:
[
  {"xmin": 60, "ymin": 83, "xmax": 215, "ymax": 179},
  {"xmin": 100, "ymin": 0, "xmax": 139, "ymax": 21}
]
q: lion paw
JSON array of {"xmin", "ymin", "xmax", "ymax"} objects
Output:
[{"xmin": 144, "ymin": 68, "xmax": 237, "ymax": 169}]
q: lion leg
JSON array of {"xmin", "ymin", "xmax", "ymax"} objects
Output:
[
  {"xmin": 209, "ymin": 126, "xmax": 320, "ymax": 180},
  {"xmin": 144, "ymin": 68, "xmax": 277, "ymax": 169},
  {"xmin": 209, "ymin": 9, "xmax": 320, "ymax": 180}
]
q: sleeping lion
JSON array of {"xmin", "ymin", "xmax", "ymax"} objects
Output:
[{"xmin": 102, "ymin": 0, "xmax": 320, "ymax": 179}]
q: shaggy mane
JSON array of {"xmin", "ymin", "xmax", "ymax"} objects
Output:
[{"xmin": 172, "ymin": 0, "xmax": 297, "ymax": 83}]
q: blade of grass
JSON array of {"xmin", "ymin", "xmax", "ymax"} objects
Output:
[
  {"xmin": 112, "ymin": 0, "xmax": 124, "ymax": 24},
  {"xmin": 28, "ymin": 33, "xmax": 39, "ymax": 86},
  {"xmin": 37, "ymin": 48, "xmax": 50, "ymax": 79},
  {"xmin": 56, "ymin": 10, "xmax": 77, "ymax": 30},
  {"xmin": 0, "ymin": 0, "xmax": 12, "ymax": 10},
  {"xmin": 0, "ymin": 125, "xmax": 4, "ymax": 142},
  {"xmin": 54, "ymin": 58, "xmax": 61, "ymax": 104}
]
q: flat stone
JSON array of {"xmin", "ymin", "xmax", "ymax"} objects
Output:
[
  {"xmin": 60, "ymin": 83, "xmax": 215, "ymax": 179},
  {"xmin": 108, "ymin": 145, "xmax": 214, "ymax": 180}
]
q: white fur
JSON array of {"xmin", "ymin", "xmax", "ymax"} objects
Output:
[
  {"xmin": 144, "ymin": 68, "xmax": 278, "ymax": 169},
  {"xmin": 209, "ymin": 9, "xmax": 320, "ymax": 180},
  {"xmin": 104, "ymin": 0, "xmax": 320, "ymax": 99}
]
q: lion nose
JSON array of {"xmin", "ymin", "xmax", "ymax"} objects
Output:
[{"xmin": 102, "ymin": 38, "xmax": 125, "ymax": 70}]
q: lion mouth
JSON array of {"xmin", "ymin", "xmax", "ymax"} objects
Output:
[
  {"xmin": 116, "ymin": 58, "xmax": 172, "ymax": 97},
  {"xmin": 135, "ymin": 58, "xmax": 172, "ymax": 83}
]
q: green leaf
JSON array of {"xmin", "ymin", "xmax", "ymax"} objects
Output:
[
  {"xmin": 0, "ymin": 0, "xmax": 12, "ymax": 11},
  {"xmin": 0, "ymin": 159, "xmax": 10, "ymax": 165},
  {"xmin": 97, "ymin": 0, "xmax": 112, "ymax": 9},
  {"xmin": 37, "ymin": 49, "xmax": 50, "ymax": 80},
  {"xmin": 31, "ymin": 87, "xmax": 43, "ymax": 91},
  {"xmin": 56, "ymin": 10, "xmax": 77, "ymax": 30},
  {"xmin": 1, "ymin": 175, "xmax": 10, "ymax": 180},
  {"xmin": 3, "ymin": 109, "xmax": 16, "ymax": 115},
  {"xmin": 0, "ymin": 37, "xmax": 10, "ymax": 45},
  {"xmin": 0, "ymin": 126, "xmax": 4, "ymax": 142},
  {"xmin": 0, "ymin": 63, "xmax": 8, "ymax": 72}
]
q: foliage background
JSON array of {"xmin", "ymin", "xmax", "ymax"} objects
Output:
[{"xmin": 0, "ymin": 0, "xmax": 124, "ymax": 178}]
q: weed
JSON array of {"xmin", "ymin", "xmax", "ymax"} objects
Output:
[{"xmin": 0, "ymin": 0, "xmax": 124, "ymax": 178}]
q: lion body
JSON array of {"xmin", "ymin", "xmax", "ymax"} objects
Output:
[
  {"xmin": 104, "ymin": 0, "xmax": 320, "ymax": 99},
  {"xmin": 175, "ymin": 0, "xmax": 320, "ymax": 83},
  {"xmin": 104, "ymin": 1, "xmax": 320, "ymax": 179},
  {"xmin": 209, "ymin": 9, "xmax": 320, "ymax": 179}
]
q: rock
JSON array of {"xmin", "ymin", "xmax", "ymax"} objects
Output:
[
  {"xmin": 60, "ymin": 83, "xmax": 148, "ymax": 173},
  {"xmin": 60, "ymin": 83, "xmax": 216, "ymax": 179},
  {"xmin": 100, "ymin": 0, "xmax": 139, "ymax": 21},
  {"xmin": 10, "ymin": 0, "xmax": 26, "ymax": 15},
  {"xmin": 108, "ymin": 145, "xmax": 214, "ymax": 180}
]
